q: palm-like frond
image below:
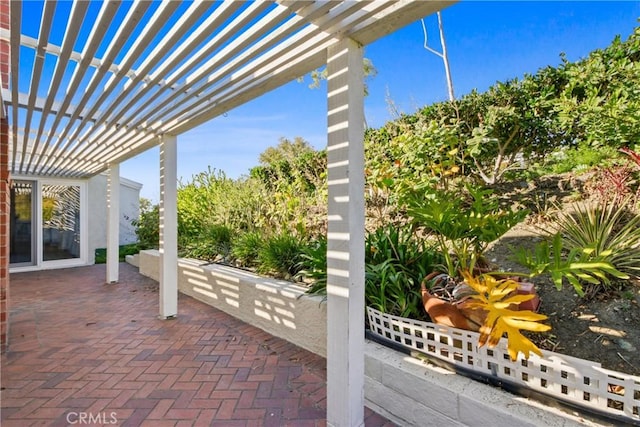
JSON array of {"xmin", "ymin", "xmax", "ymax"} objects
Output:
[{"xmin": 462, "ymin": 271, "xmax": 551, "ymax": 360}]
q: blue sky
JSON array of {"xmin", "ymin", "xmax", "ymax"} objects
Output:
[{"xmin": 120, "ymin": 1, "xmax": 640, "ymax": 202}]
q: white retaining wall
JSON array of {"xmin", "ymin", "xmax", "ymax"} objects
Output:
[
  {"xmin": 135, "ymin": 250, "xmax": 608, "ymax": 427},
  {"xmin": 138, "ymin": 250, "xmax": 327, "ymax": 357},
  {"xmin": 364, "ymin": 341, "xmax": 606, "ymax": 427}
]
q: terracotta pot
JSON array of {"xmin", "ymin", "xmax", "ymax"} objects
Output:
[
  {"xmin": 420, "ymin": 273, "xmax": 482, "ymax": 331},
  {"xmin": 515, "ymin": 281, "xmax": 541, "ymax": 312},
  {"xmin": 420, "ymin": 273, "xmax": 541, "ymax": 332},
  {"xmin": 420, "ymin": 287, "xmax": 480, "ymax": 331}
]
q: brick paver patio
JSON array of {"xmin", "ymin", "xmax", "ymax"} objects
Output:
[{"xmin": 1, "ymin": 263, "xmax": 394, "ymax": 426}]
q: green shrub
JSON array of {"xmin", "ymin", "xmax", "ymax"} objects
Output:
[
  {"xmin": 534, "ymin": 144, "xmax": 619, "ymax": 175},
  {"xmin": 556, "ymin": 202, "xmax": 640, "ymax": 279},
  {"xmin": 232, "ymin": 231, "xmax": 264, "ymax": 268},
  {"xmin": 94, "ymin": 244, "xmax": 140, "ymax": 264},
  {"xmin": 300, "ymin": 225, "xmax": 442, "ymax": 319},
  {"xmin": 513, "ymin": 201, "xmax": 638, "ymax": 296},
  {"xmin": 178, "ymin": 167, "xmax": 264, "ymax": 239},
  {"xmin": 366, "ymin": 224, "xmax": 442, "ymax": 282},
  {"xmin": 132, "ymin": 199, "xmax": 159, "ymax": 249},
  {"xmin": 297, "ymin": 237, "xmax": 327, "ymax": 295},
  {"xmin": 513, "ymin": 234, "xmax": 628, "ymax": 297},
  {"xmin": 364, "ymin": 224, "xmax": 442, "ymax": 320},
  {"xmin": 405, "ymin": 185, "xmax": 528, "ymax": 277},
  {"xmin": 182, "ymin": 224, "xmax": 233, "ymax": 262},
  {"xmin": 257, "ymin": 233, "xmax": 305, "ymax": 279}
]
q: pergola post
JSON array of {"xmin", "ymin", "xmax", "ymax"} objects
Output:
[
  {"xmin": 326, "ymin": 38, "xmax": 366, "ymax": 427},
  {"xmin": 159, "ymin": 134, "xmax": 178, "ymax": 318},
  {"xmin": 106, "ymin": 164, "xmax": 120, "ymax": 283}
]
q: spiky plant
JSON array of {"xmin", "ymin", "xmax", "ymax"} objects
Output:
[{"xmin": 555, "ymin": 202, "xmax": 640, "ymax": 279}]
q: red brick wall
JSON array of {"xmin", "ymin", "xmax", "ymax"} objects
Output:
[
  {"xmin": 1, "ymin": 0, "xmax": 11, "ymax": 354},
  {"xmin": 0, "ymin": 118, "xmax": 8, "ymax": 354}
]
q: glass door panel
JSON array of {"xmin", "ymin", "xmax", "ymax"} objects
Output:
[
  {"xmin": 42, "ymin": 184, "xmax": 81, "ymax": 261},
  {"xmin": 10, "ymin": 181, "xmax": 35, "ymax": 265}
]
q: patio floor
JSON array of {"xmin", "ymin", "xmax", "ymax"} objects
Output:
[{"xmin": 1, "ymin": 263, "xmax": 394, "ymax": 426}]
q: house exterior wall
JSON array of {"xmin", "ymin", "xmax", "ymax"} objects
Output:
[{"xmin": 87, "ymin": 173, "xmax": 142, "ymax": 264}]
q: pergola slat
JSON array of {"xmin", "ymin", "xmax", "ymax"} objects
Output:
[
  {"xmin": 97, "ymin": 1, "xmax": 214, "ymax": 132},
  {"xmin": 102, "ymin": 1, "xmax": 390, "ymax": 163},
  {"xmin": 165, "ymin": 0, "xmax": 392, "ymax": 136},
  {"xmin": 85, "ymin": 1, "xmax": 370, "ymax": 167},
  {"xmin": 5, "ymin": 0, "xmax": 455, "ymax": 178},
  {"xmin": 83, "ymin": 2, "xmax": 298, "ymax": 163},
  {"xmin": 64, "ymin": 1, "xmax": 273, "ymax": 166},
  {"xmin": 41, "ymin": 0, "xmax": 152, "ymax": 175},
  {"xmin": 48, "ymin": 1, "xmax": 248, "ymax": 174},
  {"xmin": 28, "ymin": 1, "xmax": 120, "ymax": 170},
  {"xmin": 52, "ymin": 1, "xmax": 184, "ymax": 171},
  {"xmin": 24, "ymin": 0, "xmax": 88, "ymax": 174},
  {"xmin": 99, "ymin": 1, "xmax": 182, "ymax": 117},
  {"xmin": 18, "ymin": 0, "xmax": 56, "ymax": 173}
]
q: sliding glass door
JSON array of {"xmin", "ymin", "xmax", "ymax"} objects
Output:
[
  {"xmin": 10, "ymin": 180, "xmax": 36, "ymax": 266},
  {"xmin": 10, "ymin": 179, "xmax": 86, "ymax": 270},
  {"xmin": 42, "ymin": 184, "xmax": 81, "ymax": 261}
]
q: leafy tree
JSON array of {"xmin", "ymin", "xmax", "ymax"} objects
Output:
[
  {"xmin": 177, "ymin": 167, "xmax": 264, "ymax": 240},
  {"xmin": 250, "ymin": 137, "xmax": 327, "ymax": 237},
  {"xmin": 554, "ymin": 26, "xmax": 640, "ymax": 148},
  {"xmin": 258, "ymin": 136, "xmax": 314, "ymax": 166},
  {"xmin": 132, "ymin": 198, "xmax": 159, "ymax": 249},
  {"xmin": 366, "ymin": 25, "xmax": 640, "ymax": 185}
]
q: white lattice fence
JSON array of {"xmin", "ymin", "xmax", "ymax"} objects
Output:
[{"xmin": 367, "ymin": 307, "xmax": 640, "ymax": 423}]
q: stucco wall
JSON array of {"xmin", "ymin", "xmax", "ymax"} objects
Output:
[{"xmin": 87, "ymin": 174, "xmax": 142, "ymax": 264}]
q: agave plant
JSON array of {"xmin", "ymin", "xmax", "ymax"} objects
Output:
[
  {"xmin": 554, "ymin": 201, "xmax": 640, "ymax": 278},
  {"xmin": 514, "ymin": 201, "xmax": 638, "ymax": 297}
]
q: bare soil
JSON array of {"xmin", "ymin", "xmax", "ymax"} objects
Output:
[{"xmin": 485, "ymin": 173, "xmax": 640, "ymax": 376}]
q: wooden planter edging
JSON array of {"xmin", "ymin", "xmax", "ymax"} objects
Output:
[{"xmin": 367, "ymin": 307, "xmax": 640, "ymax": 426}]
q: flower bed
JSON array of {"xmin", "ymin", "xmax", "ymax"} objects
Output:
[{"xmin": 367, "ymin": 306, "xmax": 640, "ymax": 425}]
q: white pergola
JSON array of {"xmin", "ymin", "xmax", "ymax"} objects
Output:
[{"xmin": 0, "ymin": 1, "xmax": 453, "ymax": 425}]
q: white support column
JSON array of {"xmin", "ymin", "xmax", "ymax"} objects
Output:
[
  {"xmin": 326, "ymin": 38, "xmax": 365, "ymax": 427},
  {"xmin": 159, "ymin": 134, "xmax": 178, "ymax": 318},
  {"xmin": 106, "ymin": 164, "xmax": 120, "ymax": 283}
]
